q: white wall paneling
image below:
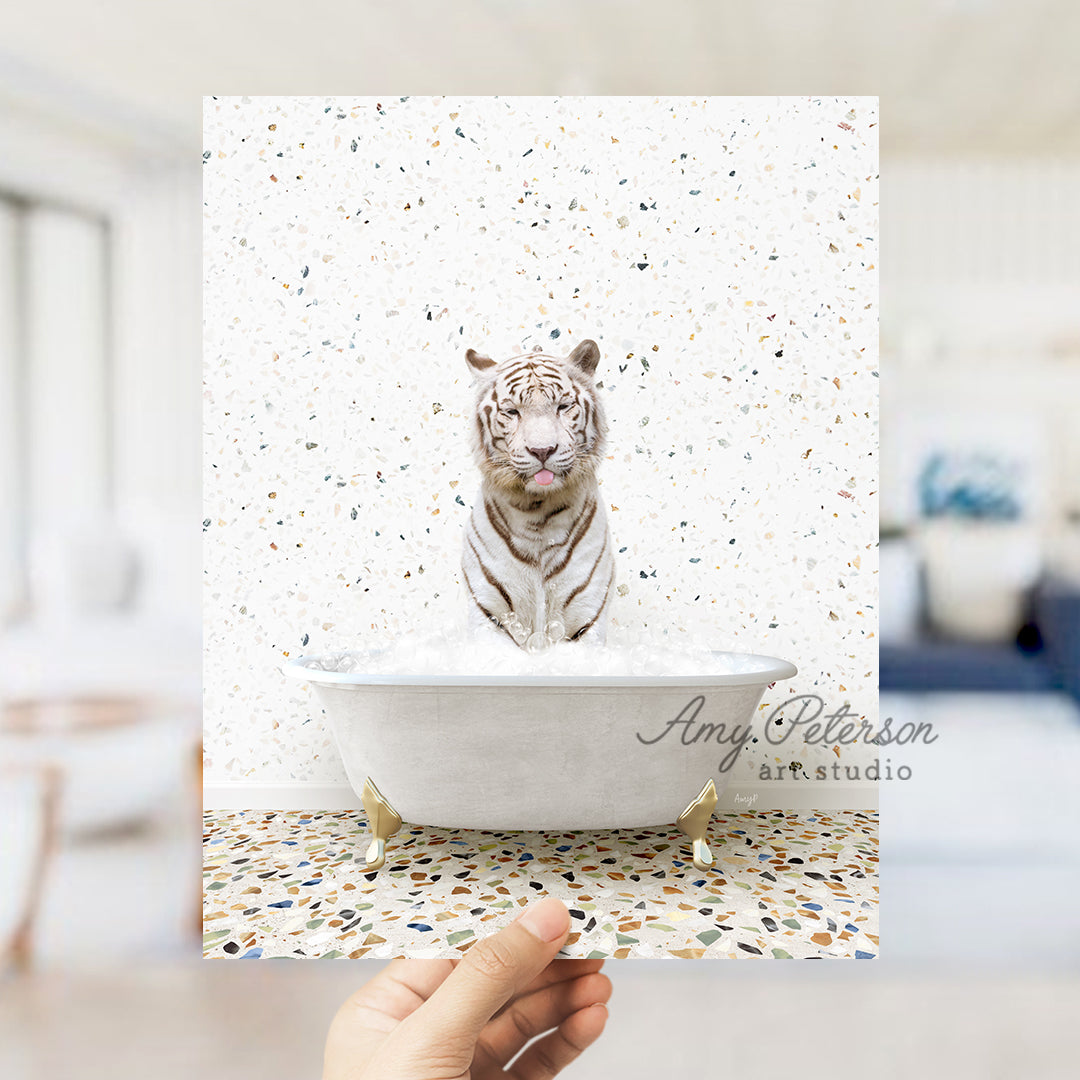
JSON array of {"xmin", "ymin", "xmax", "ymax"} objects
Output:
[
  {"xmin": 24, "ymin": 206, "xmax": 110, "ymax": 534},
  {"xmin": 0, "ymin": 201, "xmax": 23, "ymax": 620}
]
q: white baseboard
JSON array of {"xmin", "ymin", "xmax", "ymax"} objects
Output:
[
  {"xmin": 723, "ymin": 781, "xmax": 877, "ymax": 811},
  {"xmin": 203, "ymin": 781, "xmax": 878, "ymax": 813},
  {"xmin": 203, "ymin": 782, "xmax": 362, "ymax": 811}
]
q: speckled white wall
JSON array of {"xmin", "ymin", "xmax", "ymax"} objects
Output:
[{"xmin": 203, "ymin": 96, "xmax": 878, "ymax": 796}]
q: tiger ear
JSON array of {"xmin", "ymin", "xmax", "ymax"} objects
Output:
[
  {"xmin": 465, "ymin": 348, "xmax": 496, "ymax": 375},
  {"xmin": 567, "ymin": 339, "xmax": 600, "ymax": 377}
]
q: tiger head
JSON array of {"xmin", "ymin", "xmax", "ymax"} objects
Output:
[{"xmin": 465, "ymin": 340, "xmax": 607, "ymax": 498}]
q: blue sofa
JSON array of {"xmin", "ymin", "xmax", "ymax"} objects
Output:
[{"xmin": 880, "ymin": 578, "xmax": 1080, "ymax": 700}]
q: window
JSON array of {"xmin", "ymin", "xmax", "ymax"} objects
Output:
[{"xmin": 0, "ymin": 193, "xmax": 112, "ymax": 623}]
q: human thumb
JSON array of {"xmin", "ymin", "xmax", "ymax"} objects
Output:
[{"xmin": 397, "ymin": 896, "xmax": 571, "ymax": 1059}]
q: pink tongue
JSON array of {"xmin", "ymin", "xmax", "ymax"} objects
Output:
[{"xmin": 534, "ymin": 469, "xmax": 555, "ymax": 486}]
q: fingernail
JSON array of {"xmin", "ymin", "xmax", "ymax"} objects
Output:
[{"xmin": 517, "ymin": 896, "xmax": 569, "ymax": 942}]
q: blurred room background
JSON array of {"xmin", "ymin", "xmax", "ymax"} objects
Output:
[{"xmin": 1, "ymin": 1, "xmax": 1078, "ymax": 1077}]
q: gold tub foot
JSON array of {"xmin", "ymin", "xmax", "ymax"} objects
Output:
[
  {"xmin": 361, "ymin": 777, "xmax": 402, "ymax": 871},
  {"xmin": 675, "ymin": 779, "xmax": 719, "ymax": 871}
]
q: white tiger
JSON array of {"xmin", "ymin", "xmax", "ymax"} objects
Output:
[{"xmin": 461, "ymin": 339, "xmax": 615, "ymax": 647}]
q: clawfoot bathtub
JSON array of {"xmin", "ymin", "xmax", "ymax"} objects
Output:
[{"xmin": 283, "ymin": 653, "xmax": 797, "ymax": 872}]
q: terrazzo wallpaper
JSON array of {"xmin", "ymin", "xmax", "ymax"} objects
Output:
[{"xmin": 203, "ymin": 96, "xmax": 879, "ymax": 800}]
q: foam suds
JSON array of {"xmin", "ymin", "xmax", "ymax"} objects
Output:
[{"xmin": 298, "ymin": 628, "xmax": 778, "ymax": 678}]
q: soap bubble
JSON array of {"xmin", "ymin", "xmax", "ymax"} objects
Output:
[{"xmin": 294, "ymin": 622, "xmax": 780, "ymax": 679}]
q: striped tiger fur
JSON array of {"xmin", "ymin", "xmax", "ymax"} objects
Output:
[{"xmin": 461, "ymin": 339, "xmax": 615, "ymax": 647}]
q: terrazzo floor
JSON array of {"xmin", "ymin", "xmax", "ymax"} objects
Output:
[{"xmin": 203, "ymin": 809, "xmax": 877, "ymax": 961}]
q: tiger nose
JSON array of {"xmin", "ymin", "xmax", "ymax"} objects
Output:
[{"xmin": 527, "ymin": 445, "xmax": 556, "ymax": 464}]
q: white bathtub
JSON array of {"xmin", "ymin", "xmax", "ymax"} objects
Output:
[{"xmin": 284, "ymin": 652, "xmax": 796, "ymax": 869}]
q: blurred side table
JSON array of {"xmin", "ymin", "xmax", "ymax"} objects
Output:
[
  {"xmin": 1, "ymin": 696, "xmax": 203, "ymax": 965},
  {"xmin": 0, "ymin": 766, "xmax": 60, "ymax": 972},
  {"xmin": 0, "ymin": 696, "xmax": 199, "ymax": 836}
]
